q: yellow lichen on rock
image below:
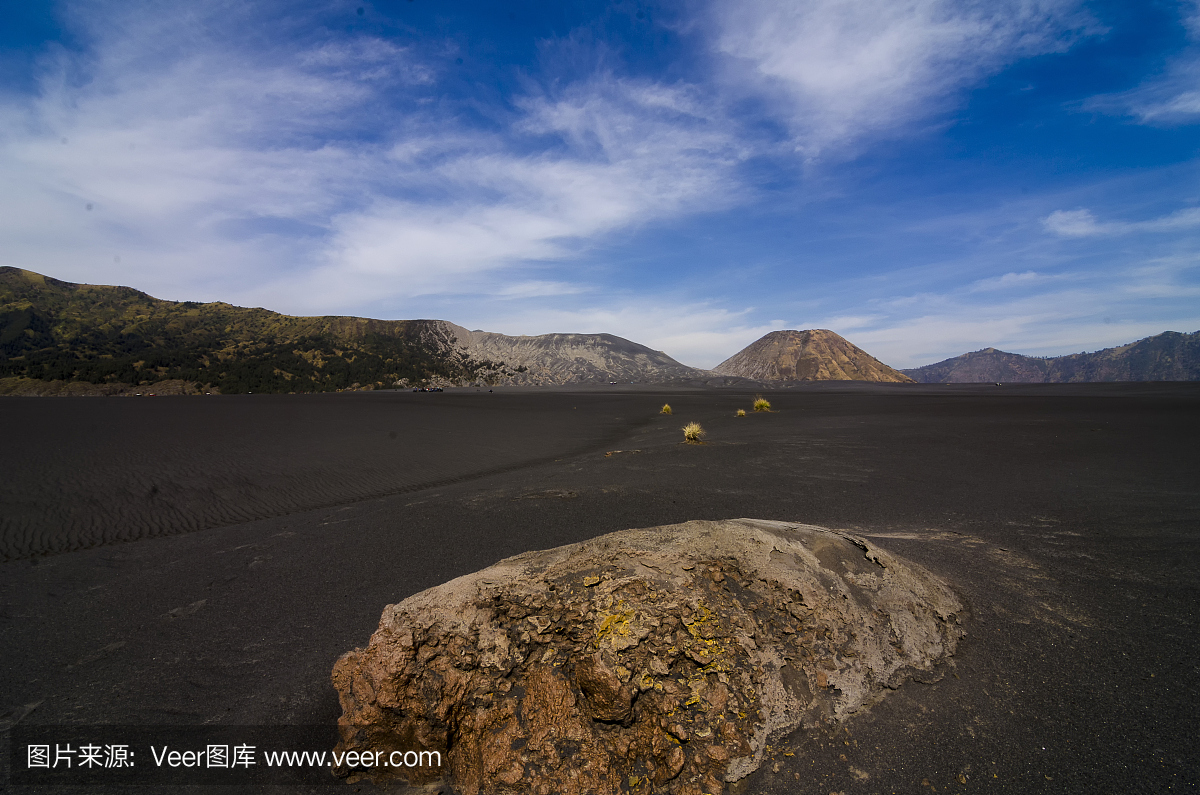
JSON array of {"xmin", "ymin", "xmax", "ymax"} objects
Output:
[{"xmin": 596, "ymin": 603, "xmax": 635, "ymax": 647}]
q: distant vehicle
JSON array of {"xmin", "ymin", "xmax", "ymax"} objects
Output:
[{"xmin": 412, "ymin": 387, "xmax": 444, "ymax": 392}]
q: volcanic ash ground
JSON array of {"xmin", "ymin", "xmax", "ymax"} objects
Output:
[{"xmin": 331, "ymin": 519, "xmax": 965, "ymax": 794}]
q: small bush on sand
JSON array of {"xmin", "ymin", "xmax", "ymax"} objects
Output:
[
  {"xmin": 660, "ymin": 403, "xmax": 673, "ymax": 415},
  {"xmin": 736, "ymin": 408, "xmax": 746, "ymax": 417},
  {"xmin": 753, "ymin": 396, "xmax": 771, "ymax": 412},
  {"xmin": 682, "ymin": 422, "xmax": 705, "ymax": 443}
]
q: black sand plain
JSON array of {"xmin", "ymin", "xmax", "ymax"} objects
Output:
[{"xmin": 1, "ymin": 383, "xmax": 1197, "ymax": 794}]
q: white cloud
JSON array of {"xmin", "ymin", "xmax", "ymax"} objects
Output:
[
  {"xmin": 246, "ymin": 77, "xmax": 749, "ymax": 311},
  {"xmin": 0, "ymin": 2, "xmax": 750, "ymax": 312},
  {"xmin": 804, "ymin": 254, "xmax": 1200, "ymax": 367},
  {"xmin": 1043, "ymin": 206, "xmax": 1200, "ymax": 237},
  {"xmin": 814, "ymin": 314, "xmax": 886, "ymax": 331},
  {"xmin": 0, "ymin": 3, "xmax": 415, "ymax": 297},
  {"xmin": 707, "ymin": 0, "xmax": 1095, "ymax": 155},
  {"xmin": 299, "ymin": 37, "xmax": 435, "ymax": 84},
  {"xmin": 1084, "ymin": 1, "xmax": 1200, "ymax": 123},
  {"xmin": 1091, "ymin": 60, "xmax": 1200, "ymax": 123},
  {"xmin": 464, "ymin": 301, "xmax": 785, "ymax": 369},
  {"xmin": 968, "ymin": 271, "xmax": 1049, "ymax": 291},
  {"xmin": 495, "ymin": 281, "xmax": 588, "ymax": 300},
  {"xmin": 1042, "ymin": 209, "xmax": 1103, "ymax": 237}
]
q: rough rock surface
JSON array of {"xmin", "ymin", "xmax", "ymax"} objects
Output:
[
  {"xmin": 331, "ymin": 519, "xmax": 964, "ymax": 794},
  {"xmin": 711, "ymin": 329, "xmax": 913, "ymax": 383}
]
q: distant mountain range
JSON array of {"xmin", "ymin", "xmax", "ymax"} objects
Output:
[
  {"xmin": 3, "ymin": 267, "xmax": 1196, "ymax": 394},
  {"xmin": 713, "ymin": 329, "xmax": 912, "ymax": 383},
  {"xmin": 902, "ymin": 332, "xmax": 1200, "ymax": 383}
]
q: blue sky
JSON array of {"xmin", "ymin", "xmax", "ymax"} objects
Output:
[{"xmin": 1, "ymin": 0, "xmax": 1197, "ymax": 368}]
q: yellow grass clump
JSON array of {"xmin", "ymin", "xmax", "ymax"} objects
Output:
[
  {"xmin": 660, "ymin": 403, "xmax": 673, "ymax": 415},
  {"xmin": 682, "ymin": 422, "xmax": 705, "ymax": 444},
  {"xmin": 736, "ymin": 408, "xmax": 746, "ymax": 417},
  {"xmin": 753, "ymin": 395, "xmax": 772, "ymax": 412}
]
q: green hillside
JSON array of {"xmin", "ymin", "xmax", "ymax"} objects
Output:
[{"xmin": 0, "ymin": 268, "xmax": 490, "ymax": 394}]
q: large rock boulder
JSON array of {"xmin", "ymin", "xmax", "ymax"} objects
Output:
[{"xmin": 331, "ymin": 519, "xmax": 964, "ymax": 794}]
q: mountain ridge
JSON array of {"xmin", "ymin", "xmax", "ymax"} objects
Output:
[
  {"xmin": 902, "ymin": 332, "xmax": 1200, "ymax": 382},
  {"xmin": 417, "ymin": 320, "xmax": 706, "ymax": 385},
  {"xmin": 0, "ymin": 268, "xmax": 704, "ymax": 393},
  {"xmin": 10, "ymin": 267, "xmax": 1192, "ymax": 394}
]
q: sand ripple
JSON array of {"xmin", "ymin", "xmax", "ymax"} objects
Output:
[{"xmin": 1, "ymin": 392, "xmax": 640, "ymax": 561}]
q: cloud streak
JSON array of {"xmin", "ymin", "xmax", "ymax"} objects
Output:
[
  {"xmin": 804, "ymin": 253, "xmax": 1200, "ymax": 367},
  {"xmin": 0, "ymin": 2, "xmax": 752, "ymax": 314},
  {"xmin": 251, "ymin": 76, "xmax": 752, "ymax": 312},
  {"xmin": 707, "ymin": 0, "xmax": 1096, "ymax": 155},
  {"xmin": 1083, "ymin": 0, "xmax": 1200, "ymax": 123},
  {"xmin": 1043, "ymin": 207, "xmax": 1200, "ymax": 237}
]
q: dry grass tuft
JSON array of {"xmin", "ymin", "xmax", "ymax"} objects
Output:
[
  {"xmin": 660, "ymin": 403, "xmax": 673, "ymax": 415},
  {"xmin": 682, "ymin": 422, "xmax": 705, "ymax": 444},
  {"xmin": 736, "ymin": 408, "xmax": 746, "ymax": 417},
  {"xmin": 753, "ymin": 395, "xmax": 771, "ymax": 413}
]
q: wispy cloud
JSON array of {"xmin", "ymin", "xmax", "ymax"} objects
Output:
[
  {"xmin": 1088, "ymin": 63, "xmax": 1200, "ymax": 124},
  {"xmin": 1042, "ymin": 209, "xmax": 1103, "ymax": 237},
  {"xmin": 966, "ymin": 271, "xmax": 1054, "ymax": 292},
  {"xmin": 1084, "ymin": 0, "xmax": 1200, "ymax": 123},
  {"xmin": 249, "ymin": 78, "xmax": 751, "ymax": 312},
  {"xmin": 812, "ymin": 314, "xmax": 886, "ymax": 331},
  {"xmin": 494, "ymin": 281, "xmax": 588, "ymax": 300},
  {"xmin": 0, "ymin": 3, "xmax": 417, "ymax": 295},
  {"xmin": 707, "ymin": 0, "xmax": 1097, "ymax": 156},
  {"xmin": 1043, "ymin": 207, "xmax": 1200, "ymax": 237},
  {"xmin": 806, "ymin": 254, "xmax": 1200, "ymax": 367},
  {"xmin": 0, "ymin": 2, "xmax": 749, "ymax": 312},
  {"xmin": 464, "ymin": 301, "xmax": 785, "ymax": 370},
  {"xmin": 298, "ymin": 37, "xmax": 435, "ymax": 85}
]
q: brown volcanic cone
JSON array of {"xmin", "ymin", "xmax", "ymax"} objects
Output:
[{"xmin": 712, "ymin": 329, "xmax": 913, "ymax": 382}]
